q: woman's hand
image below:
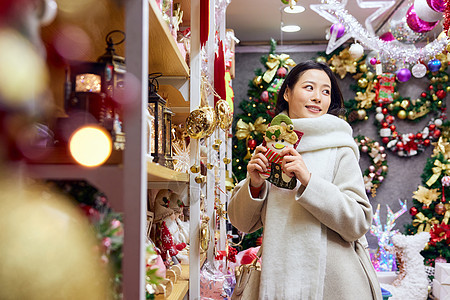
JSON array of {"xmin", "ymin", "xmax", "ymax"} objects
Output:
[
  {"xmin": 247, "ymin": 145, "xmax": 269, "ymax": 187},
  {"xmin": 280, "ymin": 147, "xmax": 311, "ymax": 186}
]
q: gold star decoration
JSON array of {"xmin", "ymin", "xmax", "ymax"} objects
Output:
[
  {"xmin": 412, "ymin": 186, "xmax": 441, "ymax": 207},
  {"xmin": 355, "ymin": 80, "xmax": 376, "ymax": 109},
  {"xmin": 329, "ymin": 48, "xmax": 358, "ymax": 79}
]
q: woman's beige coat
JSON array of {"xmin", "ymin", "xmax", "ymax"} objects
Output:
[{"xmin": 229, "ymin": 114, "xmax": 382, "ymax": 300}]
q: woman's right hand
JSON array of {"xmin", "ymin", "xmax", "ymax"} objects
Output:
[{"xmin": 247, "ymin": 145, "xmax": 269, "ymax": 187}]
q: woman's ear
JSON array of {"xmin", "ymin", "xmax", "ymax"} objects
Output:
[{"xmin": 284, "ymin": 88, "xmax": 289, "ymax": 102}]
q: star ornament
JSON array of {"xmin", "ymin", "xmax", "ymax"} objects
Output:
[{"xmin": 310, "ymin": 0, "xmax": 395, "ymax": 54}]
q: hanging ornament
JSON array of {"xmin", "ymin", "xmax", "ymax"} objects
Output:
[
  {"xmin": 435, "ymin": 202, "xmax": 446, "ymax": 214},
  {"xmin": 410, "ymin": 206, "xmax": 419, "ymax": 216},
  {"xmin": 316, "ymin": 56, "xmax": 327, "ymax": 63},
  {"xmin": 253, "ymin": 75, "xmax": 263, "ymax": 86},
  {"xmin": 276, "ymin": 66, "xmax": 287, "ymax": 78},
  {"xmin": 414, "ymin": 0, "xmax": 442, "ymax": 22},
  {"xmin": 260, "ymin": 90, "xmax": 269, "ymax": 102},
  {"xmin": 406, "ymin": 4, "xmax": 439, "ymax": 33},
  {"xmin": 215, "ymin": 99, "xmax": 233, "ymax": 131},
  {"xmin": 186, "ymin": 106, "xmax": 217, "ymax": 139},
  {"xmin": 412, "ymin": 63, "xmax": 427, "ymax": 78},
  {"xmin": 427, "ymin": 0, "xmax": 446, "ymax": 12},
  {"xmin": 428, "ymin": 58, "xmax": 442, "ymax": 72},
  {"xmin": 330, "ymin": 23, "xmax": 345, "ymax": 38},
  {"xmin": 396, "ymin": 68, "xmax": 412, "ymax": 82},
  {"xmin": 349, "ymin": 43, "xmax": 364, "ymax": 60},
  {"xmin": 379, "ymin": 32, "xmax": 395, "ymax": 42},
  {"xmin": 248, "ymin": 138, "xmax": 257, "ymax": 151}
]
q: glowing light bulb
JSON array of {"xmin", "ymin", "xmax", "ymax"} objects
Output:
[{"xmin": 69, "ymin": 126, "xmax": 112, "ymax": 167}]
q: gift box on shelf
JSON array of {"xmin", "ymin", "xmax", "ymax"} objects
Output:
[
  {"xmin": 433, "ymin": 278, "xmax": 450, "ymax": 300},
  {"xmin": 435, "ymin": 263, "xmax": 450, "ymax": 285}
]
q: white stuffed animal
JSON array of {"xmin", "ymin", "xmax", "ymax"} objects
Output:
[{"xmin": 381, "ymin": 232, "xmax": 430, "ymax": 300}]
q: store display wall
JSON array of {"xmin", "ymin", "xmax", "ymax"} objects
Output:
[{"xmin": 232, "ymin": 46, "xmax": 450, "ymax": 248}]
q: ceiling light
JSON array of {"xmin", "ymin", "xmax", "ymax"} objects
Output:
[
  {"xmin": 284, "ymin": 5, "xmax": 305, "ymax": 14},
  {"xmin": 281, "ymin": 25, "xmax": 301, "ymax": 32}
]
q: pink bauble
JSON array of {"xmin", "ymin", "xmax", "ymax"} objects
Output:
[
  {"xmin": 427, "ymin": 0, "xmax": 446, "ymax": 12},
  {"xmin": 396, "ymin": 68, "xmax": 412, "ymax": 82},
  {"xmin": 379, "ymin": 32, "xmax": 395, "ymax": 42},
  {"xmin": 330, "ymin": 23, "xmax": 345, "ymax": 38},
  {"xmin": 370, "ymin": 57, "xmax": 378, "ymax": 65},
  {"xmin": 276, "ymin": 67, "xmax": 287, "ymax": 78},
  {"xmin": 406, "ymin": 4, "xmax": 439, "ymax": 33}
]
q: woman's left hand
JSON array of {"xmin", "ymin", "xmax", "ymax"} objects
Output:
[{"xmin": 279, "ymin": 148, "xmax": 311, "ymax": 187}]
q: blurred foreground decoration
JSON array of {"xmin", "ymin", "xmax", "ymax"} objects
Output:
[{"xmin": 0, "ymin": 177, "xmax": 110, "ymax": 300}]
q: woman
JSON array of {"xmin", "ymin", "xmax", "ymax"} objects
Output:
[{"xmin": 229, "ymin": 60, "xmax": 382, "ymax": 299}]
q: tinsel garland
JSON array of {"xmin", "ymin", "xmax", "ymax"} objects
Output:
[
  {"xmin": 317, "ymin": 0, "xmax": 449, "ymax": 65},
  {"xmin": 444, "ymin": 0, "xmax": 450, "ymax": 34}
]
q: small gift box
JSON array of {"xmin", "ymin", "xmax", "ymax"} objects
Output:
[
  {"xmin": 433, "ymin": 278, "xmax": 450, "ymax": 299},
  {"xmin": 435, "ymin": 263, "xmax": 450, "ymax": 285}
]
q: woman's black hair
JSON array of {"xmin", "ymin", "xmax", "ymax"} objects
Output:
[{"xmin": 274, "ymin": 60, "xmax": 345, "ymax": 117}]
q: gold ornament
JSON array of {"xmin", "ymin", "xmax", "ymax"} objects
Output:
[
  {"xmin": 358, "ymin": 78, "xmax": 368, "ymax": 88},
  {"xmin": 397, "ymin": 110, "xmax": 407, "ymax": 119},
  {"xmin": 215, "ymin": 99, "xmax": 233, "ymax": 131},
  {"xmin": 431, "ymin": 77, "xmax": 437, "ymax": 83},
  {"xmin": 206, "ymin": 163, "xmax": 213, "ymax": 169},
  {"xmin": 253, "ymin": 76, "xmax": 262, "ymax": 86},
  {"xmin": 432, "ymin": 94, "xmax": 438, "ymax": 101},
  {"xmin": 432, "ymin": 137, "xmax": 450, "ymax": 160},
  {"xmin": 413, "ymin": 186, "xmax": 440, "ymax": 206},
  {"xmin": 407, "ymin": 111, "xmax": 416, "ymax": 120},
  {"xmin": 387, "ymin": 104, "xmax": 395, "ymax": 111},
  {"xmin": 438, "ymin": 101, "xmax": 442, "ymax": 107},
  {"xmin": 400, "ymin": 100, "xmax": 410, "ymax": 109},
  {"xmin": 225, "ymin": 176, "xmax": 235, "ymax": 192},
  {"xmin": 186, "ymin": 106, "xmax": 217, "ymax": 139},
  {"xmin": 393, "ymin": 92, "xmax": 400, "ymax": 100},
  {"xmin": 412, "ymin": 212, "xmax": 439, "ymax": 232},
  {"xmin": 223, "ymin": 157, "xmax": 231, "ymax": 164},
  {"xmin": 446, "ymin": 86, "xmax": 450, "ymax": 92},
  {"xmin": 195, "ymin": 175, "xmax": 206, "ymax": 184},
  {"xmin": 316, "ymin": 56, "xmax": 327, "ymax": 63},
  {"xmin": 330, "ymin": 66, "xmax": 336, "ymax": 72},
  {"xmin": 359, "ymin": 64, "xmax": 368, "ymax": 73},
  {"xmin": 235, "ymin": 117, "xmax": 268, "ymax": 140},
  {"xmin": 357, "ymin": 109, "xmax": 367, "ymax": 120},
  {"xmin": 263, "ymin": 54, "xmax": 296, "ymax": 83},
  {"xmin": 199, "ymin": 216, "xmax": 210, "ymax": 251},
  {"xmin": 366, "ymin": 71, "xmax": 374, "ymax": 80},
  {"xmin": 329, "ymin": 48, "xmax": 358, "ymax": 79},
  {"xmin": 190, "ymin": 164, "xmax": 200, "ymax": 173},
  {"xmin": 355, "ymin": 80, "xmax": 375, "ymax": 108}
]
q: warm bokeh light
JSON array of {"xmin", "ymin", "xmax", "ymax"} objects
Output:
[
  {"xmin": 0, "ymin": 29, "xmax": 49, "ymax": 106},
  {"xmin": 69, "ymin": 125, "xmax": 112, "ymax": 167},
  {"xmin": 53, "ymin": 24, "xmax": 93, "ymax": 60}
]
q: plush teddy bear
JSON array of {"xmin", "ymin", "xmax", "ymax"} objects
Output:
[{"xmin": 259, "ymin": 114, "xmax": 302, "ymax": 189}]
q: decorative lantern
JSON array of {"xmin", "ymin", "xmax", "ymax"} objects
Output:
[
  {"xmin": 163, "ymin": 107, "xmax": 174, "ymax": 169},
  {"xmin": 148, "ymin": 73, "xmax": 167, "ymax": 165},
  {"xmin": 64, "ymin": 30, "xmax": 126, "ymax": 150}
]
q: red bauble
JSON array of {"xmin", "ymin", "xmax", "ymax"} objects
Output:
[
  {"xmin": 382, "ymin": 108, "xmax": 388, "ymax": 115},
  {"xmin": 409, "ymin": 207, "xmax": 418, "ymax": 216},
  {"xmin": 276, "ymin": 67, "xmax": 287, "ymax": 78},
  {"xmin": 429, "ymin": 85, "xmax": 434, "ymax": 90},
  {"xmin": 409, "ymin": 133, "xmax": 415, "ymax": 139},
  {"xmin": 434, "ymin": 129, "xmax": 441, "ymax": 138},
  {"xmin": 421, "ymin": 92, "xmax": 427, "ymax": 98},
  {"xmin": 424, "ymin": 139, "xmax": 431, "ymax": 146},
  {"xmin": 416, "ymin": 133, "xmax": 423, "ymax": 139},
  {"xmin": 260, "ymin": 90, "xmax": 269, "ymax": 102},
  {"xmin": 382, "ymin": 137, "xmax": 390, "ymax": 144},
  {"xmin": 248, "ymin": 139, "xmax": 257, "ymax": 150},
  {"xmin": 396, "ymin": 142, "xmax": 404, "ymax": 149},
  {"xmin": 435, "ymin": 203, "xmax": 446, "ymax": 215},
  {"xmin": 386, "ymin": 115, "xmax": 395, "ymax": 124},
  {"xmin": 390, "ymin": 125, "xmax": 396, "ymax": 131},
  {"xmin": 436, "ymin": 89, "xmax": 447, "ymax": 99},
  {"xmin": 382, "ymin": 122, "xmax": 388, "ymax": 128},
  {"xmin": 429, "ymin": 124, "xmax": 436, "ymax": 131}
]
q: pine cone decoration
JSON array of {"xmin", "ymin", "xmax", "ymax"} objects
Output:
[{"xmin": 347, "ymin": 110, "xmax": 359, "ymax": 123}]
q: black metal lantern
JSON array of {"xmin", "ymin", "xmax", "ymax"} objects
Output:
[
  {"xmin": 148, "ymin": 73, "xmax": 167, "ymax": 165},
  {"xmin": 163, "ymin": 107, "xmax": 174, "ymax": 169},
  {"xmin": 64, "ymin": 30, "xmax": 126, "ymax": 150}
]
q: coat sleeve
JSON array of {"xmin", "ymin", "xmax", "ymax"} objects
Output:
[
  {"xmin": 295, "ymin": 147, "xmax": 372, "ymax": 242},
  {"xmin": 228, "ymin": 177, "xmax": 268, "ymax": 233}
]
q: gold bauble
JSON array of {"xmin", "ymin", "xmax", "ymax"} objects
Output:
[
  {"xmin": 382, "ymin": 165, "xmax": 388, "ymax": 172},
  {"xmin": 366, "ymin": 71, "xmax": 374, "ymax": 80},
  {"xmin": 215, "ymin": 99, "xmax": 233, "ymax": 131},
  {"xmin": 432, "ymin": 94, "xmax": 438, "ymax": 101},
  {"xmin": 353, "ymin": 61, "xmax": 358, "ymax": 67},
  {"xmin": 373, "ymin": 79, "xmax": 378, "ymax": 85},
  {"xmin": 316, "ymin": 56, "xmax": 327, "ymax": 64},
  {"xmin": 400, "ymin": 99, "xmax": 410, "ymax": 109},
  {"xmin": 195, "ymin": 175, "xmax": 206, "ymax": 184},
  {"xmin": 394, "ymin": 101, "xmax": 401, "ymax": 107},
  {"xmin": 206, "ymin": 163, "xmax": 213, "ymax": 170},
  {"xmin": 397, "ymin": 110, "xmax": 407, "ymax": 119},
  {"xmin": 438, "ymin": 101, "xmax": 442, "ymax": 107},
  {"xmin": 447, "ymin": 43, "xmax": 450, "ymax": 52},
  {"xmin": 253, "ymin": 75, "xmax": 262, "ymax": 86},
  {"xmin": 357, "ymin": 109, "xmax": 367, "ymax": 120},
  {"xmin": 190, "ymin": 164, "xmax": 200, "ymax": 173},
  {"xmin": 199, "ymin": 217, "xmax": 210, "ymax": 251},
  {"xmin": 223, "ymin": 157, "xmax": 231, "ymax": 164},
  {"xmin": 447, "ymin": 86, "xmax": 450, "ymax": 92},
  {"xmin": 431, "ymin": 77, "xmax": 437, "ymax": 83},
  {"xmin": 358, "ymin": 78, "xmax": 368, "ymax": 88},
  {"xmin": 359, "ymin": 64, "xmax": 368, "ymax": 73},
  {"xmin": 393, "ymin": 92, "xmax": 400, "ymax": 100},
  {"xmin": 330, "ymin": 66, "xmax": 336, "ymax": 72},
  {"xmin": 186, "ymin": 106, "xmax": 217, "ymax": 139},
  {"xmin": 387, "ymin": 104, "xmax": 395, "ymax": 111},
  {"xmin": 407, "ymin": 111, "xmax": 415, "ymax": 120},
  {"xmin": 443, "ymin": 75, "xmax": 449, "ymax": 82},
  {"xmin": 425, "ymin": 100, "xmax": 431, "ymax": 106}
]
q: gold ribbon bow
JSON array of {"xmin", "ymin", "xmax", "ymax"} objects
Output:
[
  {"xmin": 235, "ymin": 117, "xmax": 268, "ymax": 140},
  {"xmin": 355, "ymin": 81, "xmax": 375, "ymax": 109},
  {"xmin": 413, "ymin": 212, "xmax": 439, "ymax": 232},
  {"xmin": 442, "ymin": 204, "xmax": 450, "ymax": 225},
  {"xmin": 426, "ymin": 159, "xmax": 450, "ymax": 187},
  {"xmin": 432, "ymin": 137, "xmax": 450, "ymax": 160},
  {"xmin": 263, "ymin": 54, "xmax": 296, "ymax": 83}
]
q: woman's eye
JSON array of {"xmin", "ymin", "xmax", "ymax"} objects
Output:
[
  {"xmin": 323, "ymin": 89, "xmax": 330, "ymax": 95},
  {"xmin": 305, "ymin": 85, "xmax": 313, "ymax": 90},
  {"xmin": 281, "ymin": 139, "xmax": 285, "ymax": 142},
  {"xmin": 275, "ymin": 139, "xmax": 278, "ymax": 142}
]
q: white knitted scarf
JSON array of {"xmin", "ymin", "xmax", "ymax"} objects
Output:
[{"xmin": 259, "ymin": 114, "xmax": 359, "ymax": 299}]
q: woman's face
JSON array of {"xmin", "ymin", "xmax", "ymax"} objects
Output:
[{"xmin": 284, "ymin": 69, "xmax": 332, "ymax": 119}]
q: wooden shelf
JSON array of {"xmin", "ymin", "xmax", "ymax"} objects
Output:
[
  {"xmin": 149, "ymin": 0, "xmax": 189, "ymax": 77},
  {"xmin": 154, "ymin": 280, "xmax": 188, "ymax": 300},
  {"xmin": 159, "ymin": 84, "xmax": 189, "ymax": 125},
  {"xmin": 147, "ymin": 160, "xmax": 189, "ymax": 182}
]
